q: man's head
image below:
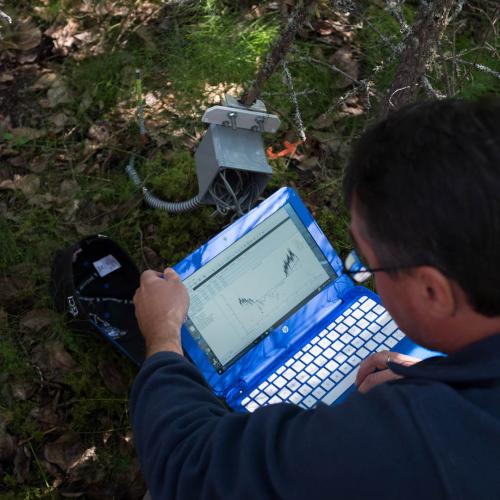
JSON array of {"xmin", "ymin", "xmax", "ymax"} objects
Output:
[{"xmin": 343, "ymin": 98, "xmax": 500, "ymax": 353}]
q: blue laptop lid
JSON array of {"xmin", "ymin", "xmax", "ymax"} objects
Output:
[{"xmin": 174, "ymin": 187, "xmax": 355, "ymax": 397}]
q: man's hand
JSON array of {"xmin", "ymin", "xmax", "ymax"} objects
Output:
[
  {"xmin": 133, "ymin": 268, "xmax": 189, "ymax": 358},
  {"xmin": 355, "ymin": 351, "xmax": 420, "ymax": 393}
]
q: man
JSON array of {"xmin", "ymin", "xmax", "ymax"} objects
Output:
[{"xmin": 131, "ymin": 98, "xmax": 500, "ymax": 499}]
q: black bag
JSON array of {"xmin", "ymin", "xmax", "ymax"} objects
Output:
[{"xmin": 51, "ymin": 234, "xmax": 145, "ymax": 365}]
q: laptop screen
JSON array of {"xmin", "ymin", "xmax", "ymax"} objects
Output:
[{"xmin": 183, "ymin": 203, "xmax": 337, "ymax": 373}]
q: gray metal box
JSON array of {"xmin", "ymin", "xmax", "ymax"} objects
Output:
[{"xmin": 194, "ymin": 124, "xmax": 273, "ymax": 205}]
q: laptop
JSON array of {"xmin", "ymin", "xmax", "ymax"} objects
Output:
[{"xmin": 174, "ymin": 187, "xmax": 434, "ymax": 412}]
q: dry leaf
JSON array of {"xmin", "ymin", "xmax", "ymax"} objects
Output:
[
  {"xmin": 45, "ymin": 18, "xmax": 80, "ymax": 55},
  {"xmin": 44, "ymin": 432, "xmax": 85, "ymax": 472},
  {"xmin": 0, "ymin": 18, "xmax": 41, "ymax": 51},
  {"xmin": 30, "ymin": 404, "xmax": 61, "ymax": 428},
  {"xmin": 0, "ymin": 72, "xmax": 14, "ymax": 83},
  {"xmin": 30, "ymin": 72, "xmax": 57, "ymax": 91},
  {"xmin": 10, "ymin": 127, "xmax": 46, "ymax": 141},
  {"xmin": 14, "ymin": 446, "xmax": 31, "ymax": 483},
  {"xmin": 98, "ymin": 359, "xmax": 127, "ymax": 395},
  {"xmin": 0, "ymin": 174, "xmax": 40, "ymax": 196},
  {"xmin": 330, "ymin": 47, "xmax": 359, "ymax": 88},
  {"xmin": 32, "ymin": 341, "xmax": 78, "ymax": 382},
  {"xmin": 19, "ymin": 308, "xmax": 57, "ymax": 332},
  {"xmin": 0, "ymin": 429, "xmax": 16, "ymax": 461},
  {"xmin": 41, "ymin": 78, "xmax": 73, "ymax": 108},
  {"xmin": 11, "ymin": 379, "xmax": 36, "ymax": 401}
]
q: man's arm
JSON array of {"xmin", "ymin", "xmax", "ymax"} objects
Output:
[{"xmin": 130, "ymin": 269, "xmax": 441, "ymax": 499}]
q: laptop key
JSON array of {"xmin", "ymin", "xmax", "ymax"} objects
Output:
[
  {"xmin": 344, "ymin": 316, "xmax": 356, "ymax": 327},
  {"xmin": 376, "ymin": 312, "xmax": 391, "ymax": 326},
  {"xmin": 265, "ymin": 385, "xmax": 278, "ymax": 397},
  {"xmin": 258, "ymin": 381, "xmax": 269, "ymax": 391},
  {"xmin": 352, "ymin": 337, "xmax": 363, "ymax": 348},
  {"xmin": 368, "ymin": 323, "xmax": 380, "ymax": 333},
  {"xmin": 393, "ymin": 330, "xmax": 405, "ymax": 341},
  {"xmin": 246, "ymin": 401, "xmax": 259, "ymax": 412},
  {"xmin": 317, "ymin": 367, "xmax": 329, "ymax": 380},
  {"xmin": 332, "ymin": 340, "xmax": 344, "ymax": 351},
  {"xmin": 277, "ymin": 366, "xmax": 286, "ymax": 375},
  {"xmin": 301, "ymin": 353, "xmax": 314, "ymax": 364},
  {"xmin": 376, "ymin": 345, "xmax": 387, "ymax": 353},
  {"xmin": 385, "ymin": 337, "xmax": 398, "ymax": 349},
  {"xmin": 308, "ymin": 376, "xmax": 321, "ymax": 388},
  {"xmin": 283, "ymin": 368, "xmax": 296, "ymax": 380},
  {"xmin": 303, "ymin": 395, "xmax": 316, "ymax": 408},
  {"xmin": 312, "ymin": 387, "xmax": 326, "ymax": 399},
  {"xmin": 374, "ymin": 304, "xmax": 385, "ymax": 315},
  {"xmin": 340, "ymin": 333, "xmax": 353, "ymax": 344},
  {"xmin": 318, "ymin": 338, "xmax": 330, "ymax": 349},
  {"xmin": 323, "ymin": 347, "xmax": 335, "ymax": 359},
  {"xmin": 241, "ymin": 397, "xmax": 250, "ymax": 406},
  {"xmin": 289, "ymin": 392, "xmax": 302, "ymax": 404},
  {"xmin": 314, "ymin": 355, "xmax": 327, "ymax": 367},
  {"xmin": 349, "ymin": 325, "xmax": 361, "ymax": 336},
  {"xmin": 344, "ymin": 345, "xmax": 355, "ymax": 356},
  {"xmin": 322, "ymin": 370, "xmax": 358, "ymax": 406},
  {"xmin": 334, "ymin": 352, "xmax": 347, "ymax": 364},
  {"xmin": 299, "ymin": 385, "xmax": 312, "ymax": 396},
  {"xmin": 319, "ymin": 329, "xmax": 329, "ymax": 338},
  {"xmin": 322, "ymin": 379, "xmax": 334, "ymax": 391},
  {"xmin": 327, "ymin": 320, "xmax": 337, "ymax": 331},
  {"xmin": 268, "ymin": 373, "xmax": 277, "ymax": 383},
  {"xmin": 292, "ymin": 360, "xmax": 305, "ymax": 372},
  {"xmin": 288, "ymin": 379, "xmax": 300, "ymax": 391},
  {"xmin": 382, "ymin": 321, "xmax": 398, "ymax": 335},
  {"xmin": 358, "ymin": 318, "xmax": 369, "ymax": 329},
  {"xmin": 366, "ymin": 311, "xmax": 378, "ymax": 322},
  {"xmin": 275, "ymin": 377, "xmax": 287, "ymax": 388},
  {"xmin": 311, "ymin": 336, "xmax": 320, "ymax": 345},
  {"xmin": 269, "ymin": 396, "xmax": 282, "ymax": 405},
  {"xmin": 360, "ymin": 299, "xmax": 376, "ymax": 312},
  {"xmin": 359, "ymin": 296, "xmax": 367, "ymax": 303},
  {"xmin": 352, "ymin": 309, "xmax": 364, "ymax": 319},
  {"xmin": 339, "ymin": 363, "xmax": 352, "ymax": 375},
  {"xmin": 303, "ymin": 344, "xmax": 311, "ymax": 352},
  {"xmin": 325, "ymin": 360, "xmax": 339, "ymax": 372},
  {"xmin": 285, "ymin": 358, "xmax": 294, "ymax": 367},
  {"xmin": 310, "ymin": 345, "xmax": 322, "ymax": 357},
  {"xmin": 335, "ymin": 323, "xmax": 348, "ymax": 334},
  {"xmin": 297, "ymin": 372, "xmax": 309, "ymax": 383},
  {"xmin": 279, "ymin": 388, "xmax": 291, "ymax": 399},
  {"xmin": 250, "ymin": 388, "xmax": 259, "ymax": 398},
  {"xmin": 348, "ymin": 354, "xmax": 362, "ymax": 367},
  {"xmin": 255, "ymin": 393, "xmax": 269, "ymax": 405},
  {"xmin": 365, "ymin": 340, "xmax": 377, "ymax": 351},
  {"xmin": 360, "ymin": 330, "xmax": 371, "ymax": 341},
  {"xmin": 330, "ymin": 371, "xmax": 343, "ymax": 383},
  {"xmin": 358, "ymin": 347, "xmax": 370, "ymax": 359},
  {"xmin": 327, "ymin": 331, "xmax": 339, "ymax": 342},
  {"xmin": 306, "ymin": 364, "xmax": 319, "ymax": 375},
  {"xmin": 374, "ymin": 333, "xmax": 386, "ymax": 343}
]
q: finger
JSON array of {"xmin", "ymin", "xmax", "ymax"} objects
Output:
[
  {"xmin": 163, "ymin": 268, "xmax": 180, "ymax": 281},
  {"xmin": 356, "ymin": 350, "xmax": 391, "ymax": 386},
  {"xmin": 141, "ymin": 270, "xmax": 162, "ymax": 283},
  {"xmin": 358, "ymin": 369, "xmax": 402, "ymax": 394},
  {"xmin": 386, "ymin": 351, "xmax": 421, "ymax": 366}
]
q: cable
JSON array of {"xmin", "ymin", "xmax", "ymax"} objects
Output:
[{"xmin": 126, "ymin": 157, "xmax": 202, "ymax": 213}]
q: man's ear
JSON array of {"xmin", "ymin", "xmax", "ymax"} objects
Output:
[{"xmin": 412, "ymin": 266, "xmax": 457, "ymax": 318}]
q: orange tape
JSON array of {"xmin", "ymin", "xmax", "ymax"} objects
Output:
[{"xmin": 267, "ymin": 140, "xmax": 302, "ymax": 160}]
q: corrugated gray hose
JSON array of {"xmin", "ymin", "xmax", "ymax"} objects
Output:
[{"xmin": 126, "ymin": 157, "xmax": 202, "ymax": 213}]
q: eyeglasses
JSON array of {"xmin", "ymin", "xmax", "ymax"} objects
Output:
[{"xmin": 343, "ymin": 250, "xmax": 411, "ymax": 283}]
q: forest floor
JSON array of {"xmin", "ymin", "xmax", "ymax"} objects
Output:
[{"xmin": 0, "ymin": 0, "xmax": 498, "ymax": 497}]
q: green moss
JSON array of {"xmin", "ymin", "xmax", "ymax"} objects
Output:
[{"xmin": 0, "ymin": 218, "xmax": 20, "ymax": 272}]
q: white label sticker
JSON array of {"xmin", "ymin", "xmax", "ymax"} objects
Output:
[{"xmin": 93, "ymin": 254, "xmax": 121, "ymax": 277}]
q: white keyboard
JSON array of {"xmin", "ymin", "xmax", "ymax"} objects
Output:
[{"xmin": 240, "ymin": 296, "xmax": 405, "ymax": 412}]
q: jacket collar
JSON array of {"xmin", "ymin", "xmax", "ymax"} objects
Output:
[{"xmin": 389, "ymin": 333, "xmax": 500, "ymax": 383}]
